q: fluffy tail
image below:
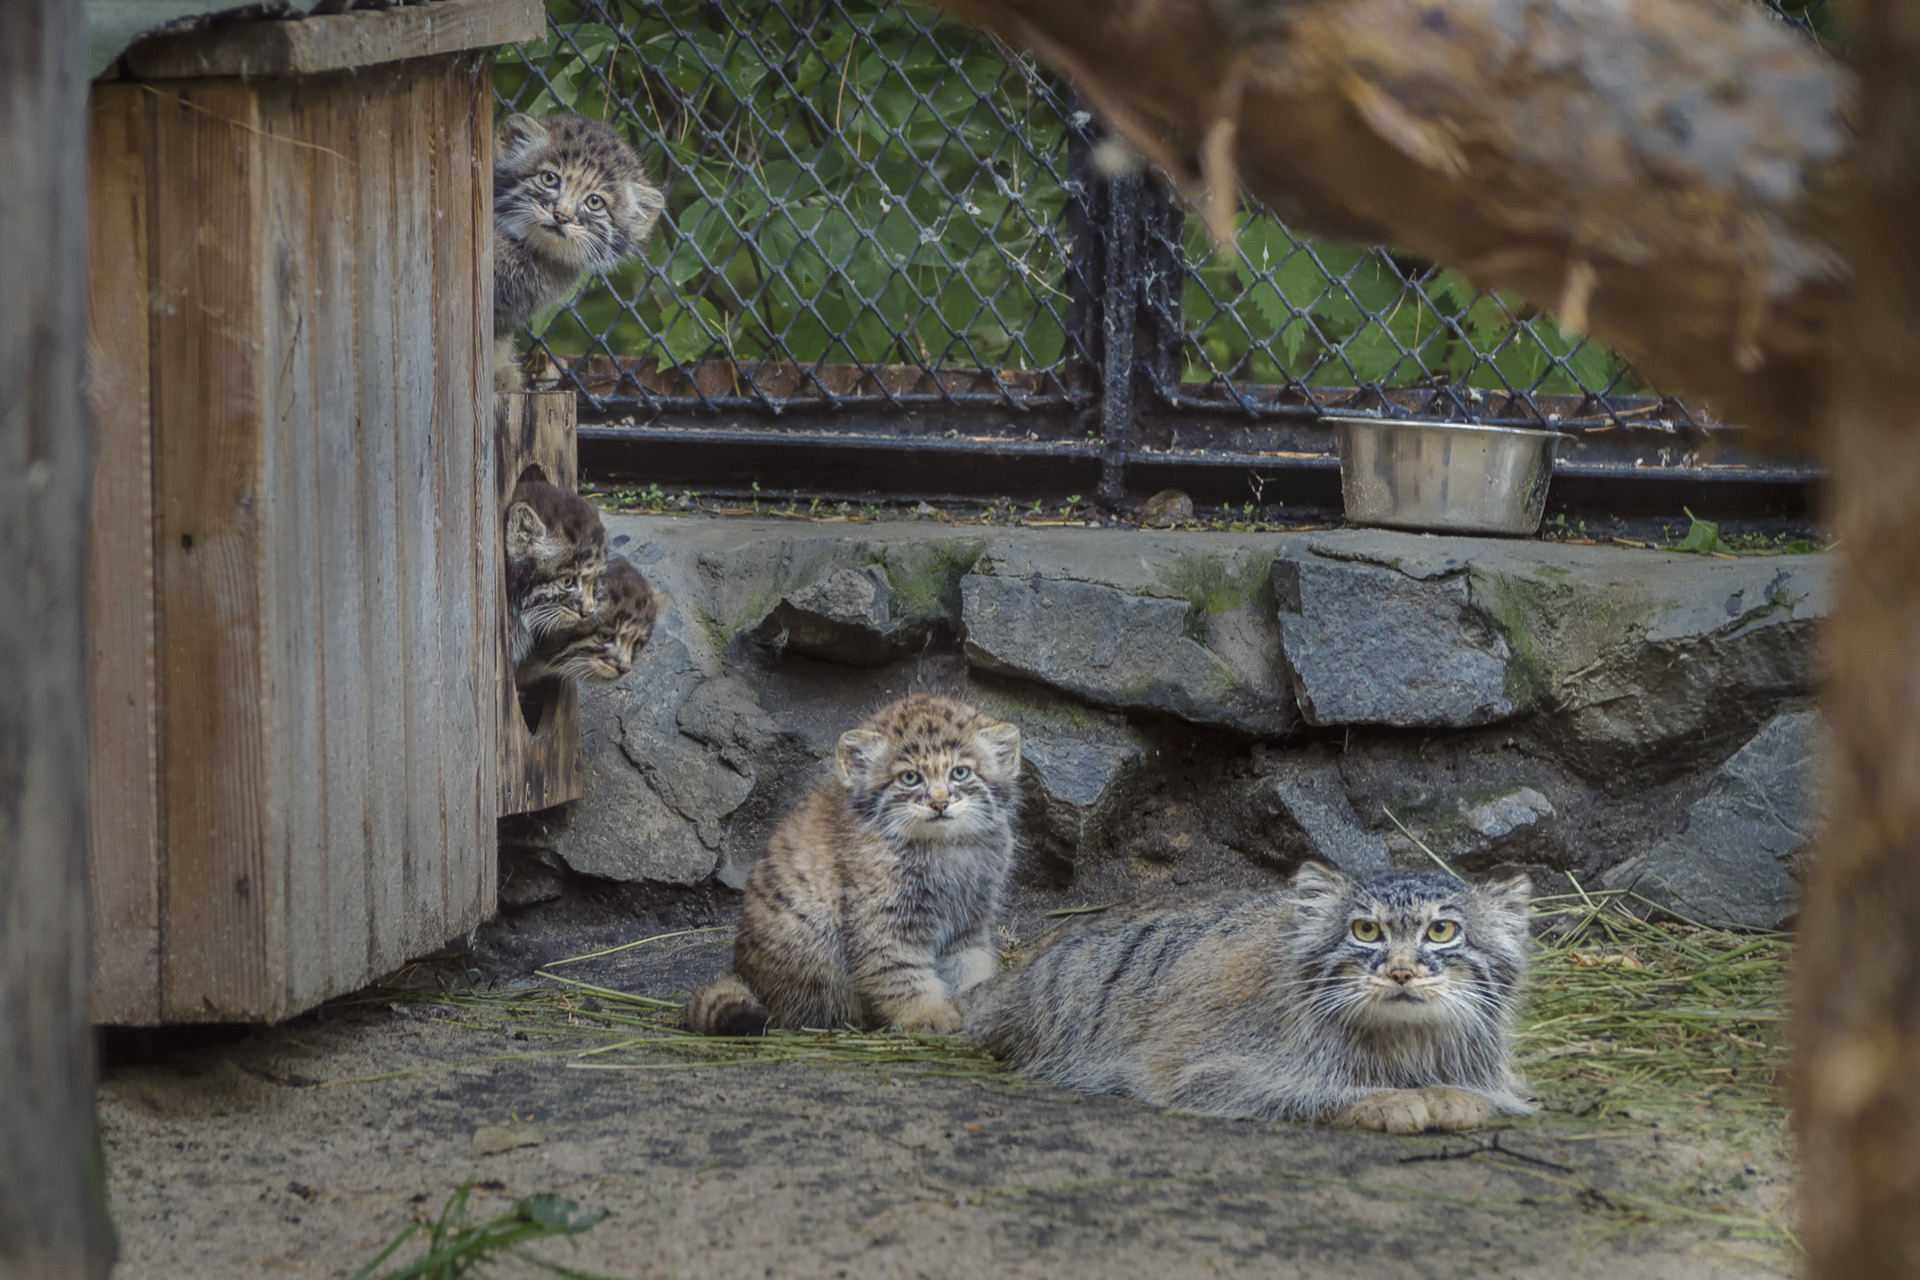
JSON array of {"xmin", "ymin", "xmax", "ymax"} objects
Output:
[{"xmin": 684, "ymin": 972, "xmax": 772, "ymax": 1036}]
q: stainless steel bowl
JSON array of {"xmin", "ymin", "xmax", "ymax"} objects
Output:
[{"xmin": 1329, "ymin": 416, "xmax": 1568, "ymax": 537}]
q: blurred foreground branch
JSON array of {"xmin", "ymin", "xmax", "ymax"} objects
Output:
[
  {"xmin": 934, "ymin": 0, "xmax": 1851, "ymax": 443},
  {"xmin": 1792, "ymin": 0, "xmax": 1920, "ymax": 1272}
]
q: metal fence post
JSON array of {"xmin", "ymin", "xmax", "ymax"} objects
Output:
[{"xmin": 1096, "ymin": 172, "xmax": 1139, "ymax": 511}]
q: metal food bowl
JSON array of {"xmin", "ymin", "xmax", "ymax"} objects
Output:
[{"xmin": 1329, "ymin": 415, "xmax": 1569, "ymax": 537}]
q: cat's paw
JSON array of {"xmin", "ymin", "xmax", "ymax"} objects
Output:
[
  {"xmin": 1334, "ymin": 1087, "xmax": 1495, "ymax": 1134},
  {"xmin": 893, "ymin": 1000, "xmax": 963, "ymax": 1034},
  {"xmin": 521, "ymin": 347, "xmax": 561, "ymax": 391},
  {"xmin": 949, "ymin": 947, "xmax": 1001, "ymax": 996}
]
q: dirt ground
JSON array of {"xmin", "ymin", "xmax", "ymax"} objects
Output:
[{"xmin": 98, "ymin": 905, "xmax": 1796, "ymax": 1280}]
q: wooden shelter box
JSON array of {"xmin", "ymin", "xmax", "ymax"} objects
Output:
[{"xmin": 83, "ymin": 0, "xmax": 579, "ymax": 1025}]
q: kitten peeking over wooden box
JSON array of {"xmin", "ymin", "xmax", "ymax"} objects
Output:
[{"xmin": 493, "ymin": 112, "xmax": 665, "ymax": 392}]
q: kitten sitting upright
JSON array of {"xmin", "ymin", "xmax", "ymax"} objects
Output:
[
  {"xmin": 686, "ymin": 695, "xmax": 1023, "ymax": 1037},
  {"xmin": 493, "ymin": 112, "xmax": 665, "ymax": 390},
  {"xmin": 968, "ymin": 865, "xmax": 1534, "ymax": 1133},
  {"xmin": 515, "ymin": 555, "xmax": 658, "ymax": 690},
  {"xmin": 504, "ymin": 478, "xmax": 608, "ymax": 666}
]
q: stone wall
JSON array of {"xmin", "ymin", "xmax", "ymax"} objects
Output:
[{"xmin": 501, "ymin": 517, "xmax": 1829, "ymax": 930}]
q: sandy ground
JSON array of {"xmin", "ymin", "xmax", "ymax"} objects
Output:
[{"xmin": 99, "ymin": 921, "xmax": 1796, "ymax": 1280}]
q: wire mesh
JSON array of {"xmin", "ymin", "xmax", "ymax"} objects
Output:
[
  {"xmin": 495, "ymin": 0, "xmax": 1094, "ymax": 416},
  {"xmin": 497, "ymin": 0, "xmax": 1840, "ymax": 428}
]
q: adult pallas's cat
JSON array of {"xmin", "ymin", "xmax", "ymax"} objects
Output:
[
  {"xmin": 687, "ymin": 695, "xmax": 1022, "ymax": 1036},
  {"xmin": 968, "ymin": 865, "xmax": 1533, "ymax": 1133}
]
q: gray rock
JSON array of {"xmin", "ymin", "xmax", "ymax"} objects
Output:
[
  {"xmin": 1443, "ymin": 782, "xmax": 1566, "ymax": 871},
  {"xmin": 1272, "ymin": 530, "xmax": 1831, "ymax": 783},
  {"xmin": 536, "ymin": 702, "xmax": 719, "ymax": 886},
  {"xmin": 962, "ymin": 574, "xmax": 1293, "ymax": 736},
  {"xmin": 1605, "ymin": 710, "xmax": 1822, "ymax": 929},
  {"xmin": 763, "ymin": 565, "xmax": 905, "ymax": 666},
  {"xmin": 970, "ymin": 687, "xmax": 1148, "ymax": 881},
  {"xmin": 1247, "ymin": 764, "xmax": 1394, "ymax": 874},
  {"xmin": 496, "ymin": 847, "xmax": 567, "ymax": 908},
  {"xmin": 1273, "ymin": 549, "xmax": 1518, "ymax": 728}
]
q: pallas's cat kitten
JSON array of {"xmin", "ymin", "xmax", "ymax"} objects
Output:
[
  {"xmin": 504, "ymin": 478, "xmax": 608, "ymax": 666},
  {"xmin": 493, "ymin": 112, "xmax": 665, "ymax": 388},
  {"xmin": 514, "ymin": 555, "xmax": 657, "ymax": 689},
  {"xmin": 968, "ymin": 865, "xmax": 1533, "ymax": 1133},
  {"xmin": 686, "ymin": 695, "xmax": 1023, "ymax": 1037}
]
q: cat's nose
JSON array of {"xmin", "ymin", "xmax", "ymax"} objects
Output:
[
  {"xmin": 927, "ymin": 794, "xmax": 950, "ymax": 813},
  {"xmin": 1386, "ymin": 967, "xmax": 1416, "ymax": 985},
  {"xmin": 552, "ymin": 205, "xmax": 574, "ymax": 225}
]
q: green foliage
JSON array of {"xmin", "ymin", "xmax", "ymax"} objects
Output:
[
  {"xmin": 352, "ymin": 1184, "xmax": 614, "ymax": 1280},
  {"xmin": 1184, "ymin": 212, "xmax": 1651, "ymax": 394},
  {"xmin": 499, "ymin": 0, "xmax": 1650, "ymax": 397},
  {"xmin": 495, "ymin": 0, "xmax": 1073, "ymax": 373},
  {"xmin": 1668, "ymin": 509, "xmax": 1817, "ymax": 556}
]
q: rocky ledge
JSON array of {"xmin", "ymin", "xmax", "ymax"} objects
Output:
[{"xmin": 500, "ymin": 517, "xmax": 1829, "ymax": 931}]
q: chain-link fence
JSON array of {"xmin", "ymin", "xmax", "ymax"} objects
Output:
[{"xmin": 496, "ymin": 0, "xmax": 1836, "ymax": 502}]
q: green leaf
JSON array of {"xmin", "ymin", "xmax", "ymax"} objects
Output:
[{"xmin": 1673, "ymin": 509, "xmax": 1728, "ymax": 555}]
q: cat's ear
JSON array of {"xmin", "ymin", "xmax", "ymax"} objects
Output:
[
  {"xmin": 1290, "ymin": 860, "xmax": 1352, "ymax": 899},
  {"xmin": 969, "ymin": 722, "xmax": 1023, "ymax": 780},
  {"xmin": 622, "ymin": 178, "xmax": 666, "ymax": 238},
  {"xmin": 1485, "ymin": 872, "xmax": 1534, "ymax": 914},
  {"xmin": 496, "ymin": 113, "xmax": 551, "ymax": 167},
  {"xmin": 835, "ymin": 729, "xmax": 890, "ymax": 787},
  {"xmin": 505, "ymin": 501, "xmax": 549, "ymax": 558}
]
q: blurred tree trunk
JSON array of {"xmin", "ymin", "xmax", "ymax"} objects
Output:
[
  {"xmin": 1792, "ymin": 0, "xmax": 1920, "ymax": 1270},
  {"xmin": 0, "ymin": 0, "xmax": 115, "ymax": 1275},
  {"xmin": 935, "ymin": 0, "xmax": 1849, "ymax": 448}
]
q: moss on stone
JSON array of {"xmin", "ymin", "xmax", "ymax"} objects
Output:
[
  {"xmin": 1469, "ymin": 564, "xmax": 1659, "ymax": 707},
  {"xmin": 881, "ymin": 538, "xmax": 986, "ymax": 623},
  {"xmin": 1153, "ymin": 553, "xmax": 1276, "ymax": 642}
]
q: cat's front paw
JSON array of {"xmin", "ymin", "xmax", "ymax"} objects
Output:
[
  {"xmin": 1334, "ymin": 1087, "xmax": 1494, "ymax": 1134},
  {"xmin": 949, "ymin": 947, "xmax": 1001, "ymax": 996},
  {"xmin": 893, "ymin": 1000, "xmax": 963, "ymax": 1034}
]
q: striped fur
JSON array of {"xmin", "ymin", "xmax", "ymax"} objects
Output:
[
  {"xmin": 967, "ymin": 864, "xmax": 1534, "ymax": 1132},
  {"xmin": 515, "ymin": 556, "xmax": 657, "ymax": 689},
  {"xmin": 686, "ymin": 695, "xmax": 1022, "ymax": 1036},
  {"xmin": 504, "ymin": 479, "xmax": 607, "ymax": 667}
]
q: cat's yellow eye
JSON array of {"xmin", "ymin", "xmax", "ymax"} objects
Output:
[
  {"xmin": 541, "ymin": 170, "xmax": 561, "ymax": 188},
  {"xmin": 1350, "ymin": 920, "xmax": 1382, "ymax": 943},
  {"xmin": 1426, "ymin": 920, "xmax": 1460, "ymax": 943},
  {"xmin": 949, "ymin": 765, "xmax": 972, "ymax": 782},
  {"xmin": 558, "ymin": 572, "xmax": 575, "ymax": 586},
  {"xmin": 586, "ymin": 193, "xmax": 605, "ymax": 210},
  {"xmin": 897, "ymin": 769, "xmax": 922, "ymax": 787}
]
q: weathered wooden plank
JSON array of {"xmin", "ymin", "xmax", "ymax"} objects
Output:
[
  {"xmin": 348, "ymin": 63, "xmax": 411, "ymax": 975},
  {"xmin": 261, "ymin": 72, "xmax": 339, "ymax": 1015},
  {"xmin": 148, "ymin": 81, "xmax": 282, "ymax": 1020},
  {"xmin": 125, "ymin": 0, "xmax": 545, "ymax": 79},
  {"xmin": 385, "ymin": 59, "xmax": 444, "ymax": 965},
  {"xmin": 317, "ymin": 73, "xmax": 392, "ymax": 987},
  {"xmin": 467, "ymin": 56, "xmax": 500, "ymax": 925},
  {"xmin": 496, "ymin": 391, "xmax": 586, "ymax": 818},
  {"xmin": 1, "ymin": 0, "xmax": 117, "ymax": 1265},
  {"xmin": 431, "ymin": 56, "xmax": 491, "ymax": 933},
  {"xmin": 84, "ymin": 82, "xmax": 162, "ymax": 1026}
]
